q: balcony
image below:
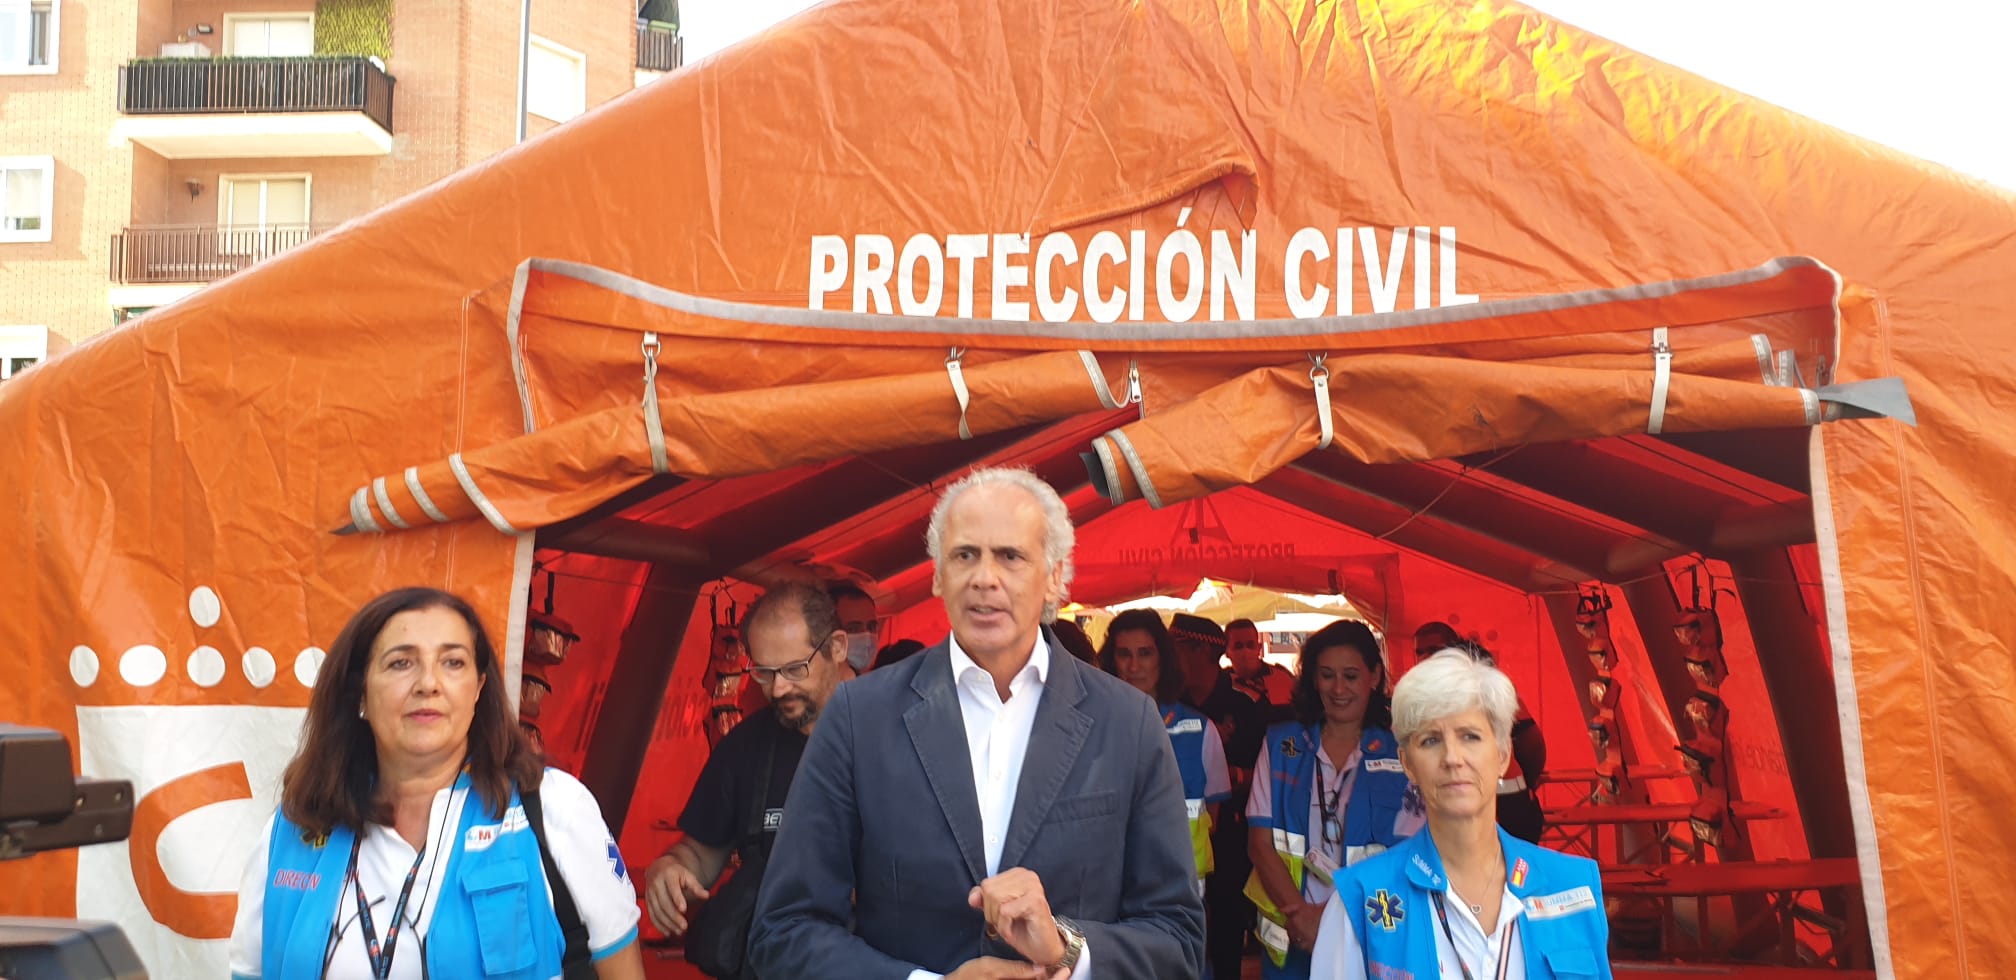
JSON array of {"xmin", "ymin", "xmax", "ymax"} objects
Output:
[
  {"xmin": 636, "ymin": 21, "xmax": 683, "ymax": 72},
  {"xmin": 112, "ymin": 58, "xmax": 395, "ymax": 159},
  {"xmin": 109, "ymin": 224, "xmax": 332, "ymax": 285}
]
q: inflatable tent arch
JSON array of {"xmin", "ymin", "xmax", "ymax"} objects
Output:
[{"xmin": 1, "ymin": 0, "xmax": 2009, "ymax": 977}]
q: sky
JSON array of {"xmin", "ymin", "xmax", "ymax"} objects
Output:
[{"xmin": 679, "ymin": 0, "xmax": 2015, "ymax": 191}]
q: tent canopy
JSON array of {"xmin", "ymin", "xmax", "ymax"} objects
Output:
[{"xmin": 2, "ymin": 0, "xmax": 2009, "ymax": 976}]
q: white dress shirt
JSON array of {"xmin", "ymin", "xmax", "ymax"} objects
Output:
[
  {"xmin": 1309, "ymin": 879, "xmax": 1525, "ymax": 980},
  {"xmin": 908, "ymin": 632, "xmax": 1093, "ymax": 980}
]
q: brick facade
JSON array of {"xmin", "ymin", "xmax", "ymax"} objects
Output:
[{"xmin": 0, "ymin": 0, "xmax": 652, "ymax": 347}]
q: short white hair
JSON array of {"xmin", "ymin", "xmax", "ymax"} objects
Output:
[
  {"xmin": 924, "ymin": 467, "xmax": 1076, "ymax": 604},
  {"xmin": 1392, "ymin": 649, "xmax": 1518, "ymax": 755}
]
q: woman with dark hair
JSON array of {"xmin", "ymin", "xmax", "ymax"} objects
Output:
[
  {"xmin": 229, "ymin": 587, "xmax": 645, "ymax": 979},
  {"xmin": 1245, "ymin": 620, "xmax": 1424, "ymax": 980},
  {"xmin": 1097, "ymin": 608, "xmax": 1231, "ymax": 899}
]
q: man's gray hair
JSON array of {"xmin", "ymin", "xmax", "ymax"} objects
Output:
[
  {"xmin": 1392, "ymin": 649, "xmax": 1518, "ymax": 756},
  {"xmin": 924, "ymin": 467, "xmax": 1076, "ymax": 605}
]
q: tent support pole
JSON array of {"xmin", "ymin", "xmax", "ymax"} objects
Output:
[
  {"xmin": 578, "ymin": 562, "xmax": 700, "ymax": 837},
  {"xmin": 1726, "ymin": 547, "xmax": 1861, "ymax": 938}
]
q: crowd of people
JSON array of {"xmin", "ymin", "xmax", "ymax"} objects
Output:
[{"xmin": 228, "ymin": 467, "xmax": 1607, "ymax": 979}]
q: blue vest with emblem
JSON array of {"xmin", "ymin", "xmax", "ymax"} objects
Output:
[
  {"xmin": 1260, "ymin": 721, "xmax": 1413, "ymax": 870},
  {"xmin": 1334, "ymin": 826, "xmax": 1613, "ymax": 980},
  {"xmin": 259, "ymin": 772, "xmax": 572, "ymax": 979}
]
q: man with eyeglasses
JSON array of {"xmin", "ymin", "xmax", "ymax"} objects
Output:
[{"xmin": 642, "ymin": 583, "xmax": 849, "ymax": 976}]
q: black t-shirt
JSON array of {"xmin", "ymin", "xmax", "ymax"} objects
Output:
[{"xmin": 678, "ymin": 705, "xmax": 807, "ymax": 858}]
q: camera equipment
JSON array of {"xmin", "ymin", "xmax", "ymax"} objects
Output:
[{"xmin": 0, "ymin": 724, "xmax": 147, "ymax": 979}]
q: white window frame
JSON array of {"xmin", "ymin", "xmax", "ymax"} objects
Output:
[
  {"xmin": 526, "ymin": 35, "xmax": 587, "ymax": 123},
  {"xmin": 218, "ymin": 172, "xmax": 312, "ymax": 256},
  {"xmin": 0, "ymin": 324, "xmax": 49, "ymax": 379},
  {"xmin": 221, "ymin": 12, "xmax": 314, "ymax": 57},
  {"xmin": 0, "ymin": 154, "xmax": 54, "ymax": 243},
  {"xmin": 0, "ymin": 0, "xmax": 58, "ymax": 75}
]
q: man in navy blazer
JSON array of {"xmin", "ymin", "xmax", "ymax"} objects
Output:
[{"xmin": 750, "ymin": 468, "xmax": 1206, "ymax": 979}]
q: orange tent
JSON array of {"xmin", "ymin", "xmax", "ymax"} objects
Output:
[{"xmin": 1, "ymin": 0, "xmax": 2005, "ymax": 975}]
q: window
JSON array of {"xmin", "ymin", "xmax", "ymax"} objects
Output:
[
  {"xmin": 527, "ymin": 36, "xmax": 587, "ymax": 122},
  {"xmin": 224, "ymin": 13, "xmax": 313, "ymax": 57},
  {"xmin": 0, "ymin": 0, "xmax": 58, "ymax": 74},
  {"xmin": 1, "ymin": 156, "xmax": 53, "ymax": 243},
  {"xmin": 219, "ymin": 173, "xmax": 310, "ymax": 256},
  {"xmin": 0, "ymin": 325, "xmax": 49, "ymax": 380}
]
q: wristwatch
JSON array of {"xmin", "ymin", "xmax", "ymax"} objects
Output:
[{"xmin": 1051, "ymin": 916, "xmax": 1086, "ymax": 974}]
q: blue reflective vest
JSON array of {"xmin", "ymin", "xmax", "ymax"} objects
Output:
[
  {"xmin": 1163, "ymin": 701, "xmax": 1228, "ymax": 878},
  {"xmin": 1332, "ymin": 826, "xmax": 1613, "ymax": 980},
  {"xmin": 258, "ymin": 773, "xmax": 571, "ymax": 979}
]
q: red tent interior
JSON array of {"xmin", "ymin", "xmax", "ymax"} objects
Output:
[{"xmin": 521, "ymin": 417, "xmax": 1859, "ymax": 966}]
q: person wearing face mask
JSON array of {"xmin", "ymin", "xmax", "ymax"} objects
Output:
[
  {"xmin": 1246, "ymin": 620, "xmax": 1425, "ymax": 980},
  {"xmin": 1311, "ymin": 652, "xmax": 1611, "ymax": 980},
  {"xmin": 830, "ymin": 583, "xmax": 883, "ymax": 674},
  {"xmin": 643, "ymin": 583, "xmax": 852, "ymax": 979}
]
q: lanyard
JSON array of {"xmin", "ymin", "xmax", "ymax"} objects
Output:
[
  {"xmin": 1431, "ymin": 891, "xmax": 1518, "ymax": 980},
  {"xmin": 349, "ymin": 834, "xmax": 428, "ymax": 980}
]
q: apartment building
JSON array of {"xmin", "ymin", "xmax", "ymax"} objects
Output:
[{"xmin": 0, "ymin": 0, "xmax": 684, "ymax": 378}]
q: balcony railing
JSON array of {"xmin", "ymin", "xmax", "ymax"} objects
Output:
[
  {"xmin": 636, "ymin": 21, "xmax": 683, "ymax": 71},
  {"xmin": 109, "ymin": 224, "xmax": 333, "ymax": 285},
  {"xmin": 117, "ymin": 57, "xmax": 394, "ymax": 134}
]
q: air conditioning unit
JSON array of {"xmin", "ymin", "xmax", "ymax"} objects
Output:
[{"xmin": 157, "ymin": 41, "xmax": 213, "ymax": 58}]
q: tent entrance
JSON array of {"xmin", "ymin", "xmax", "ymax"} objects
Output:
[{"xmin": 519, "ymin": 418, "xmax": 1872, "ymax": 970}]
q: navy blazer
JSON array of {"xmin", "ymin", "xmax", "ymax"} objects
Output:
[{"xmin": 749, "ymin": 634, "xmax": 1206, "ymax": 978}]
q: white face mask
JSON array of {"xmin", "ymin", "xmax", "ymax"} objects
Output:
[{"xmin": 845, "ymin": 633, "xmax": 877, "ymax": 670}]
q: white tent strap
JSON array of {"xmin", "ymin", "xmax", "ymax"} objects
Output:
[
  {"xmin": 946, "ymin": 347, "xmax": 973, "ymax": 440},
  {"xmin": 1776, "ymin": 349, "xmax": 1806, "ymax": 389},
  {"xmin": 348, "ymin": 486, "xmax": 383, "ymax": 534},
  {"xmin": 450, "ymin": 452, "xmax": 519, "ymax": 535},
  {"xmin": 642, "ymin": 332, "xmax": 669, "ymax": 474},
  {"xmin": 1647, "ymin": 326, "xmax": 1673, "ymax": 435},
  {"xmin": 372, "ymin": 477, "xmax": 410, "ymax": 530},
  {"xmin": 405, "ymin": 466, "xmax": 449, "ymax": 523},
  {"xmin": 1080, "ymin": 351, "xmax": 1120, "ymax": 410},
  {"xmin": 1106, "ymin": 427, "xmax": 1163, "ymax": 509},
  {"xmin": 1309, "ymin": 354, "xmax": 1333, "ymax": 451}
]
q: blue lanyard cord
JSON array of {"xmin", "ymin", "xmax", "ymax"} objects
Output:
[
  {"xmin": 349, "ymin": 834, "xmax": 428, "ymax": 980},
  {"xmin": 1431, "ymin": 891, "xmax": 1518, "ymax": 980}
]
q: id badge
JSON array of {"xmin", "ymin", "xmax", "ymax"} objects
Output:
[{"xmin": 1305, "ymin": 845, "xmax": 1339, "ymax": 885}]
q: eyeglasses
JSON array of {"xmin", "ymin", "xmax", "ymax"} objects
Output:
[
  {"xmin": 748, "ymin": 638, "xmax": 830, "ymax": 686},
  {"xmin": 748, "ymin": 653, "xmax": 817, "ymax": 686}
]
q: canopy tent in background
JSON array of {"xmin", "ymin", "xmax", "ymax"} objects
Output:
[{"xmin": 0, "ymin": 0, "xmax": 2005, "ymax": 976}]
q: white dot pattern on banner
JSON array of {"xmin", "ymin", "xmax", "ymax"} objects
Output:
[
  {"xmin": 188, "ymin": 586, "xmax": 222, "ymax": 629},
  {"xmin": 244, "ymin": 647, "xmax": 277, "ymax": 688},
  {"xmin": 188, "ymin": 646, "xmax": 225, "ymax": 687},
  {"xmin": 70, "ymin": 645, "xmax": 99, "ymax": 687},
  {"xmin": 295, "ymin": 647, "xmax": 326, "ymax": 688},
  {"xmin": 120, "ymin": 645, "xmax": 168, "ymax": 687}
]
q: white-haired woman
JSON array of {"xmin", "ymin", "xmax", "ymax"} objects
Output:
[{"xmin": 1310, "ymin": 651, "xmax": 1611, "ymax": 980}]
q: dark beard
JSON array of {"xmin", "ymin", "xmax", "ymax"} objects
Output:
[{"xmin": 774, "ymin": 697, "xmax": 819, "ymax": 733}]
